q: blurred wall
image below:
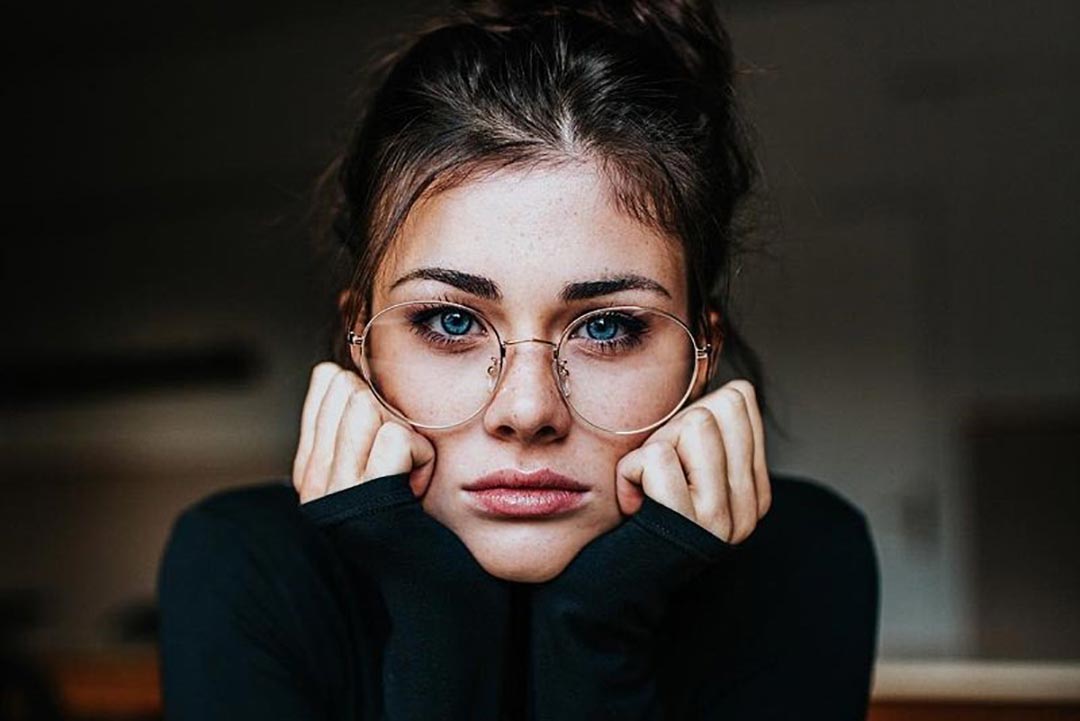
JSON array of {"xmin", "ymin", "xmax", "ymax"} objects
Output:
[{"xmin": 3, "ymin": 0, "xmax": 1078, "ymax": 658}]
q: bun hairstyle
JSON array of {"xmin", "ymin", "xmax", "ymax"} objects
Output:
[{"xmin": 317, "ymin": 0, "xmax": 770, "ymax": 417}]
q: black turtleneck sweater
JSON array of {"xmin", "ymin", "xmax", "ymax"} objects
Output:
[{"xmin": 156, "ymin": 470, "xmax": 879, "ymax": 720}]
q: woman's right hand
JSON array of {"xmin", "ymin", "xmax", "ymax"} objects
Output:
[
  {"xmin": 291, "ymin": 361, "xmax": 436, "ymax": 504},
  {"xmin": 292, "ymin": 362, "xmax": 509, "ymax": 720}
]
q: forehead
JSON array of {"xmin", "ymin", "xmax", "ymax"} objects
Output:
[{"xmin": 374, "ymin": 164, "xmax": 687, "ymax": 308}]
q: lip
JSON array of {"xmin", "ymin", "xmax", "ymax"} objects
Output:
[
  {"xmin": 463, "ymin": 468, "xmax": 590, "ymax": 492},
  {"xmin": 463, "ymin": 468, "xmax": 590, "ymax": 518}
]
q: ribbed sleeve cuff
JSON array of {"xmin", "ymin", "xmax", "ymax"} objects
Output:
[
  {"xmin": 297, "ymin": 473, "xmax": 414, "ymax": 527},
  {"xmin": 630, "ymin": 495, "xmax": 740, "ymax": 564}
]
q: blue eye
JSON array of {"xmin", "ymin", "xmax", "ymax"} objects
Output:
[
  {"xmin": 405, "ymin": 304, "xmax": 486, "ymax": 351},
  {"xmin": 440, "ymin": 310, "xmax": 472, "ymax": 336},
  {"xmin": 568, "ymin": 311, "xmax": 650, "ymax": 356},
  {"xmin": 585, "ymin": 316, "xmax": 618, "ymax": 341}
]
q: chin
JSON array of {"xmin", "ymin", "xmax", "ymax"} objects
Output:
[
  {"xmin": 461, "ymin": 523, "xmax": 596, "ymax": 584},
  {"xmin": 476, "ymin": 552, "xmax": 571, "ymax": 583}
]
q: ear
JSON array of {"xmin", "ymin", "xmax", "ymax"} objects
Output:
[
  {"xmin": 338, "ymin": 288, "xmax": 368, "ymax": 328},
  {"xmin": 338, "ymin": 289, "xmax": 369, "ymax": 368},
  {"xmin": 705, "ymin": 305, "xmax": 724, "ymax": 358},
  {"xmin": 690, "ymin": 305, "xmax": 724, "ymax": 400}
]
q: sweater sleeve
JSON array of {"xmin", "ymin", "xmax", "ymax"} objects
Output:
[
  {"xmin": 527, "ymin": 495, "xmax": 738, "ymax": 721},
  {"xmin": 655, "ymin": 474, "xmax": 881, "ymax": 721},
  {"xmin": 158, "ymin": 475, "xmax": 514, "ymax": 721},
  {"xmin": 299, "ymin": 472, "xmax": 513, "ymax": 721}
]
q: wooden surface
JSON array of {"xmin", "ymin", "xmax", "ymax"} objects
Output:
[
  {"xmin": 39, "ymin": 647, "xmax": 161, "ymax": 719},
  {"xmin": 872, "ymin": 660, "xmax": 1080, "ymax": 703},
  {"xmin": 29, "ymin": 649, "xmax": 1080, "ymax": 720},
  {"xmin": 869, "ymin": 703, "xmax": 1080, "ymax": 720}
]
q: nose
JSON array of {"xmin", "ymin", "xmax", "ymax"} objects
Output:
[{"xmin": 482, "ymin": 338, "xmax": 573, "ymax": 444}]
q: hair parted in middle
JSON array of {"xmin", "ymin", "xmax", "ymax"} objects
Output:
[{"xmin": 317, "ymin": 0, "xmax": 771, "ymax": 418}]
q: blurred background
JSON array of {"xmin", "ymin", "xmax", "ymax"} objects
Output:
[{"xmin": 2, "ymin": 0, "xmax": 1078, "ymax": 718}]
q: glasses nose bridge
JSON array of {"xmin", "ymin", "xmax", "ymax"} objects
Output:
[
  {"xmin": 502, "ymin": 336, "xmax": 558, "ymax": 352},
  {"xmin": 498, "ymin": 336, "xmax": 560, "ymax": 371},
  {"xmin": 492, "ymin": 336, "xmax": 567, "ymax": 395},
  {"xmin": 499, "ymin": 336, "xmax": 561, "ymax": 369}
]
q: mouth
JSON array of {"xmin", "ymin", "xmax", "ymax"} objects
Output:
[{"xmin": 462, "ymin": 468, "xmax": 590, "ymax": 518}]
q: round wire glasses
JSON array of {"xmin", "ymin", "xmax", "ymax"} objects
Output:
[{"xmin": 346, "ymin": 299, "xmax": 710, "ymax": 435}]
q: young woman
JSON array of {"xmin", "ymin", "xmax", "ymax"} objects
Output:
[{"xmin": 157, "ymin": 1, "xmax": 880, "ymax": 719}]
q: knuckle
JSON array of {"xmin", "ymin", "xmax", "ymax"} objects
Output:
[
  {"xmin": 719, "ymin": 386, "xmax": 747, "ymax": 411},
  {"xmin": 641, "ymin": 440, "xmax": 677, "ymax": 466},
  {"xmin": 332, "ymin": 368, "xmax": 360, "ymax": 392},
  {"xmin": 681, "ymin": 406, "xmax": 716, "ymax": 431},
  {"xmin": 344, "ymin": 389, "xmax": 380, "ymax": 421},
  {"xmin": 375, "ymin": 420, "xmax": 411, "ymax": 444},
  {"xmin": 728, "ymin": 379, "xmax": 756, "ymax": 399},
  {"xmin": 324, "ymin": 369, "xmax": 362, "ymax": 402},
  {"xmin": 311, "ymin": 361, "xmax": 341, "ymax": 385}
]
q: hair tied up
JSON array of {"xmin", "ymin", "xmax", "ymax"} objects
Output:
[
  {"xmin": 318, "ymin": 0, "xmax": 771, "ymax": 424},
  {"xmin": 456, "ymin": 0, "xmax": 732, "ymax": 85}
]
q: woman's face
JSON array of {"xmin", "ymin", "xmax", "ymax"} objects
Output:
[{"xmin": 364, "ymin": 164, "xmax": 699, "ymax": 582}]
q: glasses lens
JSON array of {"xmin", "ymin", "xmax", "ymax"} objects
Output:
[
  {"xmin": 557, "ymin": 308, "xmax": 698, "ymax": 433},
  {"xmin": 362, "ymin": 302, "xmax": 501, "ymax": 427}
]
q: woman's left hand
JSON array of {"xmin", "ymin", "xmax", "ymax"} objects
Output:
[{"xmin": 615, "ymin": 379, "xmax": 771, "ymax": 544}]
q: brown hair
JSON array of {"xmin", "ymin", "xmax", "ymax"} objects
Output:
[{"xmin": 315, "ymin": 0, "xmax": 771, "ymax": 417}]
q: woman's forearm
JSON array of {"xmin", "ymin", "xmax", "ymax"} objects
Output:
[
  {"xmin": 527, "ymin": 496, "xmax": 736, "ymax": 721},
  {"xmin": 300, "ymin": 472, "xmax": 514, "ymax": 721}
]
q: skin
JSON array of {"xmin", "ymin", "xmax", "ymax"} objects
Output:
[{"xmin": 292, "ymin": 163, "xmax": 771, "ymax": 583}]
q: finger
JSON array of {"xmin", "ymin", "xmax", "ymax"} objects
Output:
[
  {"xmin": 671, "ymin": 407, "xmax": 732, "ymax": 542},
  {"xmin": 326, "ymin": 388, "xmax": 384, "ymax": 496},
  {"xmin": 304, "ymin": 369, "xmax": 367, "ymax": 500},
  {"xmin": 363, "ymin": 421, "xmax": 436, "ymax": 497},
  {"xmin": 726, "ymin": 380, "xmax": 772, "ymax": 519},
  {"xmin": 292, "ymin": 362, "xmax": 343, "ymax": 491},
  {"xmin": 713, "ymin": 386, "xmax": 758, "ymax": 543},
  {"xmin": 617, "ymin": 440, "xmax": 694, "ymax": 521}
]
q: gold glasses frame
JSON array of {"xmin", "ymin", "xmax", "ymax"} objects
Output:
[{"xmin": 346, "ymin": 299, "xmax": 711, "ymax": 435}]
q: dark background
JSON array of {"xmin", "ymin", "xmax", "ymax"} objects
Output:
[{"xmin": 3, "ymin": 0, "xmax": 1078, "ymax": 670}]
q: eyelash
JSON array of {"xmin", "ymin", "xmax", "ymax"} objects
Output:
[
  {"xmin": 403, "ymin": 296, "xmax": 487, "ymax": 351},
  {"xmin": 568, "ymin": 311, "xmax": 649, "ymax": 355},
  {"xmin": 422, "ymin": 293, "xmax": 631, "ymax": 321},
  {"xmin": 404, "ymin": 295, "xmax": 649, "ymax": 356}
]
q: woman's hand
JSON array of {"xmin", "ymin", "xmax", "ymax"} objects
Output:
[
  {"xmin": 291, "ymin": 361, "xmax": 436, "ymax": 504},
  {"xmin": 615, "ymin": 379, "xmax": 771, "ymax": 544},
  {"xmin": 529, "ymin": 380, "xmax": 768, "ymax": 721}
]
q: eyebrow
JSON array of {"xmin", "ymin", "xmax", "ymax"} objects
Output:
[{"xmin": 389, "ymin": 266, "xmax": 672, "ymax": 302}]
